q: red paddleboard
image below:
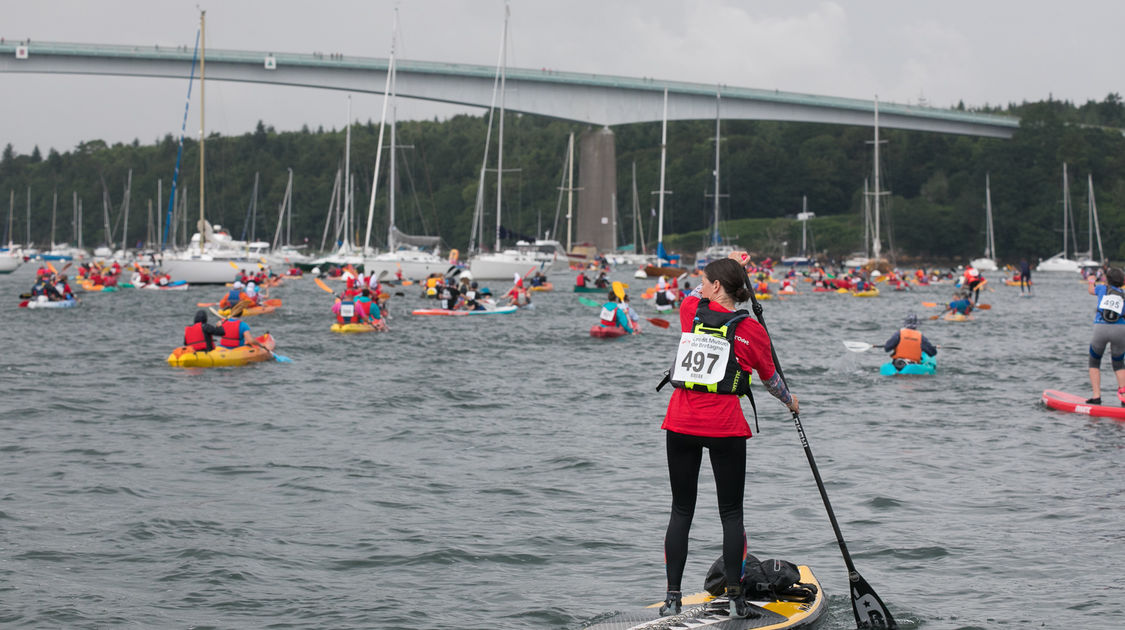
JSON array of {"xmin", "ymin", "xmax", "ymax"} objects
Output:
[{"xmin": 1042, "ymin": 389, "xmax": 1125, "ymax": 420}]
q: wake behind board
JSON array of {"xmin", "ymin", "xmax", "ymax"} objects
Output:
[
  {"xmin": 583, "ymin": 565, "xmax": 824, "ymax": 630},
  {"xmin": 1042, "ymin": 389, "xmax": 1125, "ymax": 420}
]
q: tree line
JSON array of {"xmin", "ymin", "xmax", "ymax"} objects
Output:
[{"xmin": 2, "ymin": 93, "xmax": 1124, "ymax": 265}]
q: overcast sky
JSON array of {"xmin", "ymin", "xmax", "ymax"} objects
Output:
[{"xmin": 1, "ymin": 0, "xmax": 1121, "ymax": 155}]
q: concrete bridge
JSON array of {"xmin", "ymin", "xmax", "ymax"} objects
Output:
[{"xmin": 0, "ymin": 40, "xmax": 1020, "ymax": 250}]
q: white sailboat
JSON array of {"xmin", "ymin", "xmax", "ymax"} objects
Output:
[
  {"xmin": 641, "ymin": 88, "xmax": 686, "ymax": 278},
  {"xmin": 363, "ymin": 12, "xmax": 449, "ymax": 281},
  {"xmin": 969, "ymin": 173, "xmax": 998, "ymax": 271},
  {"xmin": 312, "ymin": 97, "xmax": 369, "ymax": 271},
  {"xmin": 781, "ymin": 195, "xmax": 815, "ymax": 266},
  {"xmin": 161, "ymin": 11, "xmax": 262, "ymax": 284},
  {"xmin": 1037, "ymin": 163, "xmax": 1081, "ymax": 273},
  {"xmin": 0, "ymin": 190, "xmax": 21, "ymax": 273},
  {"xmin": 468, "ymin": 5, "xmax": 544, "ymax": 281}
]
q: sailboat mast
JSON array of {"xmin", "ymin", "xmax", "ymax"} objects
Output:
[
  {"xmin": 1090, "ymin": 174, "xmax": 1104, "ymax": 262},
  {"xmin": 1062, "ymin": 163, "xmax": 1069, "ymax": 258},
  {"xmin": 494, "ymin": 3, "xmax": 509, "ymax": 253},
  {"xmin": 872, "ymin": 96, "xmax": 882, "ymax": 260},
  {"xmin": 50, "ymin": 189, "xmax": 57, "ymax": 250},
  {"xmin": 1086, "ymin": 173, "xmax": 1093, "ymax": 260},
  {"xmin": 712, "ymin": 89, "xmax": 721, "ymax": 247},
  {"xmin": 863, "ymin": 179, "xmax": 870, "ymax": 260},
  {"xmin": 985, "ymin": 173, "xmax": 995, "ymax": 260},
  {"xmin": 390, "ymin": 58, "xmax": 398, "ymax": 253},
  {"xmin": 565, "ymin": 132, "xmax": 574, "ymax": 253},
  {"xmin": 344, "ymin": 96, "xmax": 352, "ymax": 250},
  {"xmin": 801, "ymin": 195, "xmax": 808, "ymax": 256},
  {"xmin": 362, "ymin": 10, "xmax": 396, "ymax": 255},
  {"xmin": 6, "ymin": 189, "xmax": 12, "ymax": 248},
  {"xmin": 198, "ymin": 9, "xmax": 206, "ymax": 255},
  {"xmin": 657, "ymin": 88, "xmax": 669, "ymax": 247}
]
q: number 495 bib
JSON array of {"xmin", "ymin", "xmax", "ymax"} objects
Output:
[
  {"xmin": 1099, "ymin": 293, "xmax": 1124, "ymax": 316},
  {"xmin": 671, "ymin": 332, "xmax": 731, "ymax": 385}
]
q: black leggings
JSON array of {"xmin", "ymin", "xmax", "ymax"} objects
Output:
[{"xmin": 664, "ymin": 430, "xmax": 747, "ymax": 592}]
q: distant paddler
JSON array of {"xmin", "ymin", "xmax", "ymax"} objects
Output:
[
  {"xmin": 595, "ymin": 284, "xmax": 638, "ymax": 335},
  {"xmin": 504, "ymin": 273, "xmax": 531, "ymax": 307},
  {"xmin": 183, "ymin": 309, "xmax": 225, "ymax": 351}
]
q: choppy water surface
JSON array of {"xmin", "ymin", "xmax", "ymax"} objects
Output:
[{"xmin": 1, "ymin": 267, "xmax": 1122, "ymax": 629}]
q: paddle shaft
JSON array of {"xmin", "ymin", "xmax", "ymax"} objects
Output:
[{"xmin": 743, "ymin": 267, "xmax": 896, "ymax": 629}]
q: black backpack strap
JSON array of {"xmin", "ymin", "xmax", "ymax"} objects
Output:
[{"xmin": 656, "ymin": 369, "xmax": 671, "ymax": 392}]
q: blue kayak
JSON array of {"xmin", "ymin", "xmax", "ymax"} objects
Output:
[{"xmin": 880, "ymin": 353, "xmax": 937, "ymax": 376}]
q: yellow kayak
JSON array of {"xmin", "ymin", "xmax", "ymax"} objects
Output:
[
  {"xmin": 754, "ymin": 293, "xmax": 772, "ymax": 300},
  {"xmin": 330, "ymin": 322, "xmax": 379, "ymax": 334},
  {"xmin": 167, "ymin": 334, "xmax": 276, "ymax": 367},
  {"xmin": 852, "ymin": 289, "xmax": 880, "ymax": 297}
]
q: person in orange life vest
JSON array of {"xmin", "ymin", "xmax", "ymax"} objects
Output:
[
  {"xmin": 575, "ymin": 270, "xmax": 590, "ymax": 288},
  {"xmin": 883, "ymin": 313, "xmax": 937, "ymax": 363},
  {"xmin": 963, "ymin": 265, "xmax": 985, "ymax": 304},
  {"xmin": 219, "ymin": 281, "xmax": 246, "ymax": 309},
  {"xmin": 218, "ymin": 310, "xmax": 254, "ymax": 349},
  {"xmin": 754, "ymin": 278, "xmax": 770, "ymax": 295},
  {"xmin": 184, "ymin": 309, "xmax": 225, "ymax": 351},
  {"xmin": 659, "ymin": 253, "xmax": 798, "ymax": 619}
]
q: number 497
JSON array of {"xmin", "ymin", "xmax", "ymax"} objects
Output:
[{"xmin": 681, "ymin": 351, "xmax": 719, "ymax": 373}]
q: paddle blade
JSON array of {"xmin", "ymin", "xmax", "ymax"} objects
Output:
[
  {"xmin": 228, "ymin": 261, "xmax": 240, "ymax": 270},
  {"xmin": 842, "ymin": 341, "xmax": 874, "ymax": 352},
  {"xmin": 977, "ymin": 303, "xmax": 992, "ymax": 310},
  {"xmin": 273, "ymin": 353, "xmax": 293, "ymax": 363},
  {"xmin": 921, "ymin": 302, "xmax": 938, "ymax": 307},
  {"xmin": 612, "ymin": 281, "xmax": 625, "ymax": 300},
  {"xmin": 195, "ymin": 302, "xmax": 218, "ymax": 307},
  {"xmin": 645, "ymin": 317, "xmax": 671, "ymax": 329},
  {"xmin": 850, "ymin": 570, "xmax": 897, "ymax": 629},
  {"xmin": 578, "ymin": 297, "xmax": 601, "ymax": 308},
  {"xmin": 314, "ymin": 277, "xmax": 334, "ymax": 294}
]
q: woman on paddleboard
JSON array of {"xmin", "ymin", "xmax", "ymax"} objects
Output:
[
  {"xmin": 657, "ymin": 252, "xmax": 799, "ymax": 619},
  {"xmin": 1085, "ymin": 266, "xmax": 1125, "ymax": 405}
]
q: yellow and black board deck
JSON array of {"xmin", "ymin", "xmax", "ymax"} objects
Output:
[{"xmin": 583, "ymin": 565, "xmax": 824, "ymax": 630}]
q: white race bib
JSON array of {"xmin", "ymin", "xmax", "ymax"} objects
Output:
[
  {"xmin": 599, "ymin": 305, "xmax": 617, "ymax": 324},
  {"xmin": 340, "ymin": 303, "xmax": 355, "ymax": 318},
  {"xmin": 1099, "ymin": 293, "xmax": 1124, "ymax": 315},
  {"xmin": 671, "ymin": 332, "xmax": 731, "ymax": 385}
]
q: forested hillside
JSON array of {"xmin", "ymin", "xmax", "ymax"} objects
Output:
[{"xmin": 3, "ymin": 94, "xmax": 1124, "ymax": 264}]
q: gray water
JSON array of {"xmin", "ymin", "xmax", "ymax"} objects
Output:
[{"xmin": 1, "ymin": 266, "xmax": 1122, "ymax": 630}]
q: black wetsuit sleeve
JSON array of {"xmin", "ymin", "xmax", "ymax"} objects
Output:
[
  {"xmin": 921, "ymin": 336, "xmax": 938, "ymax": 356},
  {"xmin": 883, "ymin": 332, "xmax": 901, "ymax": 353}
]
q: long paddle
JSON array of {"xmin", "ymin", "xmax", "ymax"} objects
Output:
[
  {"xmin": 843, "ymin": 340, "xmax": 960, "ymax": 353},
  {"xmin": 741, "ymin": 258, "xmax": 897, "ymax": 629},
  {"xmin": 577, "ymin": 296, "xmax": 670, "ymax": 328}
]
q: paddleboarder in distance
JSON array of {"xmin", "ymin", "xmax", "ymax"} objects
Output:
[
  {"xmin": 1085, "ymin": 266, "xmax": 1125, "ymax": 405},
  {"xmin": 656, "ymin": 251, "xmax": 799, "ymax": 619},
  {"xmin": 1019, "ymin": 258, "xmax": 1032, "ymax": 294},
  {"xmin": 883, "ymin": 313, "xmax": 938, "ymax": 368}
]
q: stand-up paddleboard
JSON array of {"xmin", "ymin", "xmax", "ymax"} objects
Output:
[
  {"xmin": 583, "ymin": 565, "xmax": 824, "ymax": 630},
  {"xmin": 880, "ymin": 353, "xmax": 937, "ymax": 376},
  {"xmin": 1042, "ymin": 389, "xmax": 1125, "ymax": 420},
  {"xmin": 411, "ymin": 305, "xmax": 517, "ymax": 316}
]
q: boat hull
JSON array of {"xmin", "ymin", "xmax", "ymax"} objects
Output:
[
  {"xmin": 162, "ymin": 258, "xmax": 262, "ymax": 284},
  {"xmin": 364, "ymin": 252, "xmax": 452, "ymax": 282},
  {"xmin": 468, "ymin": 254, "xmax": 541, "ymax": 280},
  {"xmin": 0, "ymin": 255, "xmax": 20, "ymax": 274}
]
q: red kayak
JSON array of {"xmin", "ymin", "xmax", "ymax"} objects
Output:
[
  {"xmin": 590, "ymin": 324, "xmax": 627, "ymax": 338},
  {"xmin": 1041, "ymin": 389, "xmax": 1125, "ymax": 420}
]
